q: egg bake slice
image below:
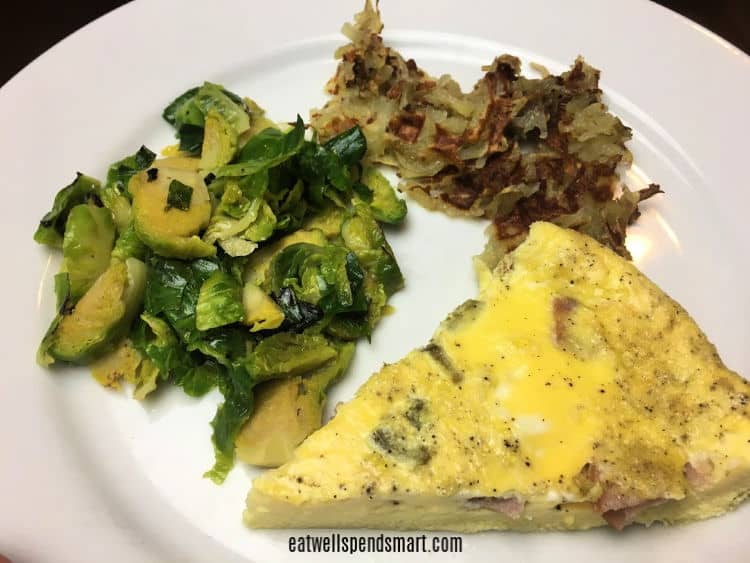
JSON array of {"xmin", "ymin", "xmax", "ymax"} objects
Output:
[{"xmin": 246, "ymin": 222, "xmax": 750, "ymax": 532}]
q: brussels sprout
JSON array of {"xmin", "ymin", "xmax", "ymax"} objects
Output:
[
  {"xmin": 273, "ymin": 287, "xmax": 322, "ymax": 333},
  {"xmin": 101, "ymin": 146, "xmax": 157, "ymax": 232},
  {"xmin": 40, "ymin": 258, "xmax": 146, "ymax": 364},
  {"xmin": 61, "ymin": 204, "xmax": 116, "ymax": 302},
  {"xmin": 361, "ymin": 245, "xmax": 404, "ymax": 297},
  {"xmin": 300, "ymin": 205, "xmax": 347, "ymax": 239},
  {"xmin": 193, "ymin": 83, "xmax": 251, "ymax": 170},
  {"xmin": 216, "ymin": 116, "xmax": 305, "ymax": 178},
  {"xmin": 341, "ymin": 207, "xmax": 404, "ymax": 296},
  {"xmin": 341, "ymin": 207, "xmax": 385, "ymax": 253},
  {"xmin": 244, "ymin": 200, "xmax": 277, "ymax": 243},
  {"xmin": 143, "ymin": 256, "xmax": 219, "ymax": 342},
  {"xmin": 243, "ymin": 228, "xmax": 327, "ymax": 286},
  {"xmin": 194, "ymin": 82, "xmax": 250, "ymax": 135},
  {"xmin": 132, "ymin": 358, "xmax": 160, "ymax": 400},
  {"xmin": 195, "ymin": 271, "xmax": 245, "ymax": 331},
  {"xmin": 242, "ymin": 283, "xmax": 284, "ymax": 332},
  {"xmin": 132, "ymin": 313, "xmax": 221, "ymax": 399},
  {"xmin": 203, "ymin": 173, "xmax": 277, "ymax": 255},
  {"xmin": 324, "ymin": 126, "xmax": 367, "ymax": 166},
  {"xmin": 162, "ymin": 86, "xmax": 202, "ymax": 128},
  {"xmin": 360, "ymin": 166, "xmax": 406, "ymax": 224},
  {"xmin": 110, "ymin": 222, "xmax": 147, "ymax": 262},
  {"xmin": 269, "ymin": 243, "xmax": 367, "ymax": 315},
  {"xmin": 130, "ymin": 158, "xmax": 215, "ymax": 258},
  {"xmin": 236, "ymin": 342, "xmax": 354, "ymax": 466},
  {"xmin": 163, "ymin": 83, "xmax": 253, "ymax": 161},
  {"xmin": 239, "ymin": 97, "xmax": 278, "ymax": 141},
  {"xmin": 247, "ymin": 332, "xmax": 336, "ymax": 381},
  {"xmin": 200, "ymin": 110, "xmax": 237, "ymax": 170},
  {"xmin": 218, "ymin": 237, "xmax": 258, "ymax": 257},
  {"xmin": 34, "ymin": 173, "xmax": 102, "ymax": 248},
  {"xmin": 90, "ymin": 338, "xmax": 142, "ymax": 391}
]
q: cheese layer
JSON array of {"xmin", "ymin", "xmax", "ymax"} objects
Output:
[{"xmin": 246, "ymin": 222, "xmax": 750, "ymax": 531}]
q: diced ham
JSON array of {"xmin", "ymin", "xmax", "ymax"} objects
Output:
[
  {"xmin": 552, "ymin": 296, "xmax": 578, "ymax": 345},
  {"xmin": 600, "ymin": 497, "xmax": 667, "ymax": 531},
  {"xmin": 684, "ymin": 458, "xmax": 714, "ymax": 491},
  {"xmin": 578, "ymin": 462, "xmax": 667, "ymax": 530},
  {"xmin": 466, "ymin": 496, "xmax": 525, "ymax": 519}
]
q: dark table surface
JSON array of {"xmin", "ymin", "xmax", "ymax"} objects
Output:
[{"xmin": 0, "ymin": 0, "xmax": 747, "ymax": 86}]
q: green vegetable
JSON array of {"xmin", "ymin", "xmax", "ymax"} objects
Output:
[
  {"xmin": 144, "ymin": 256, "xmax": 219, "ymax": 342},
  {"xmin": 200, "ymin": 111, "xmax": 237, "ymax": 170},
  {"xmin": 324, "ymin": 125, "xmax": 366, "ymax": 166},
  {"xmin": 248, "ymin": 332, "xmax": 336, "ymax": 382},
  {"xmin": 269, "ymin": 243, "xmax": 367, "ymax": 315},
  {"xmin": 178, "ymin": 124, "xmax": 205, "ymax": 154},
  {"xmin": 196, "ymin": 271, "xmax": 244, "ymax": 331},
  {"xmin": 61, "ymin": 204, "xmax": 116, "ymax": 302},
  {"xmin": 100, "ymin": 146, "xmax": 157, "ymax": 233},
  {"xmin": 53, "ymin": 272, "xmax": 72, "ymax": 312},
  {"xmin": 166, "ymin": 180, "xmax": 193, "ymax": 211},
  {"xmin": 301, "ymin": 205, "xmax": 347, "ymax": 238},
  {"xmin": 34, "ymin": 173, "xmax": 101, "ymax": 248},
  {"xmin": 110, "ymin": 222, "xmax": 147, "ymax": 262},
  {"xmin": 36, "ymin": 89, "xmax": 406, "ymax": 485},
  {"xmin": 215, "ymin": 116, "xmax": 305, "ymax": 178},
  {"xmin": 131, "ymin": 313, "xmax": 222, "ymax": 399},
  {"xmin": 133, "ymin": 359, "xmax": 160, "ymax": 400},
  {"xmin": 242, "ymin": 283, "xmax": 284, "ymax": 332},
  {"xmin": 195, "ymin": 83, "xmax": 251, "ymax": 169},
  {"xmin": 162, "ymin": 86, "xmax": 202, "ymax": 128},
  {"xmin": 341, "ymin": 207, "xmax": 404, "ymax": 296},
  {"xmin": 243, "ymin": 228, "xmax": 327, "ymax": 286},
  {"xmin": 273, "ymin": 287, "xmax": 322, "ymax": 332},
  {"xmin": 244, "ymin": 200, "xmax": 277, "ymax": 242},
  {"xmin": 360, "ymin": 166, "xmax": 406, "ymax": 224},
  {"xmin": 202, "ymin": 172, "xmax": 273, "ymax": 256},
  {"xmin": 40, "ymin": 258, "xmax": 146, "ymax": 364},
  {"xmin": 130, "ymin": 158, "xmax": 215, "ymax": 258},
  {"xmin": 205, "ymin": 363, "xmax": 254, "ymax": 483},
  {"xmin": 235, "ymin": 341, "xmax": 354, "ymax": 467},
  {"xmin": 194, "ymin": 83, "xmax": 250, "ymax": 134},
  {"xmin": 106, "ymin": 146, "xmax": 157, "ymax": 192}
]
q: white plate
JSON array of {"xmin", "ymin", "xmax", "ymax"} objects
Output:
[{"xmin": 2, "ymin": 0, "xmax": 749, "ymax": 561}]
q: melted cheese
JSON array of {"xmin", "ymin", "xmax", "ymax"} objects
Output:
[{"xmin": 246, "ymin": 222, "xmax": 750, "ymax": 531}]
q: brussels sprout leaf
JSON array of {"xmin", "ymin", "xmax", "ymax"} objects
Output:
[
  {"xmin": 34, "ymin": 173, "xmax": 102, "ymax": 248},
  {"xmin": 166, "ymin": 180, "xmax": 193, "ymax": 212}
]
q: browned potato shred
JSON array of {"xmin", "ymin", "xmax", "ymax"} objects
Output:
[{"xmin": 311, "ymin": 0, "xmax": 662, "ymax": 266}]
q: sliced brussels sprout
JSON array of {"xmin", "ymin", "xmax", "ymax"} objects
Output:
[
  {"xmin": 61, "ymin": 204, "xmax": 116, "ymax": 302},
  {"xmin": 195, "ymin": 271, "xmax": 244, "ymax": 331},
  {"xmin": 360, "ymin": 166, "xmax": 407, "ymax": 224},
  {"xmin": 130, "ymin": 157, "xmax": 214, "ymax": 258},
  {"xmin": 194, "ymin": 83, "xmax": 251, "ymax": 169},
  {"xmin": 110, "ymin": 222, "xmax": 147, "ymax": 262},
  {"xmin": 90, "ymin": 338, "xmax": 142, "ymax": 390},
  {"xmin": 341, "ymin": 208, "xmax": 386, "ymax": 254},
  {"xmin": 235, "ymin": 342, "xmax": 354, "ymax": 467},
  {"xmin": 200, "ymin": 110, "xmax": 237, "ymax": 170},
  {"xmin": 243, "ymin": 228, "xmax": 327, "ymax": 287},
  {"xmin": 34, "ymin": 173, "xmax": 101, "ymax": 248},
  {"xmin": 244, "ymin": 200, "xmax": 277, "ymax": 243},
  {"xmin": 194, "ymin": 82, "xmax": 250, "ymax": 134},
  {"xmin": 247, "ymin": 332, "xmax": 336, "ymax": 382},
  {"xmin": 41, "ymin": 258, "xmax": 146, "ymax": 364},
  {"xmin": 242, "ymin": 283, "xmax": 284, "ymax": 332},
  {"xmin": 300, "ymin": 205, "xmax": 348, "ymax": 239}
]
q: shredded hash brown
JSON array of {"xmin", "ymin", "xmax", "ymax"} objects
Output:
[{"xmin": 311, "ymin": 1, "xmax": 662, "ymax": 266}]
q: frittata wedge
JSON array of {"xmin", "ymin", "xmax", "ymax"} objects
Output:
[{"xmin": 246, "ymin": 222, "xmax": 750, "ymax": 531}]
